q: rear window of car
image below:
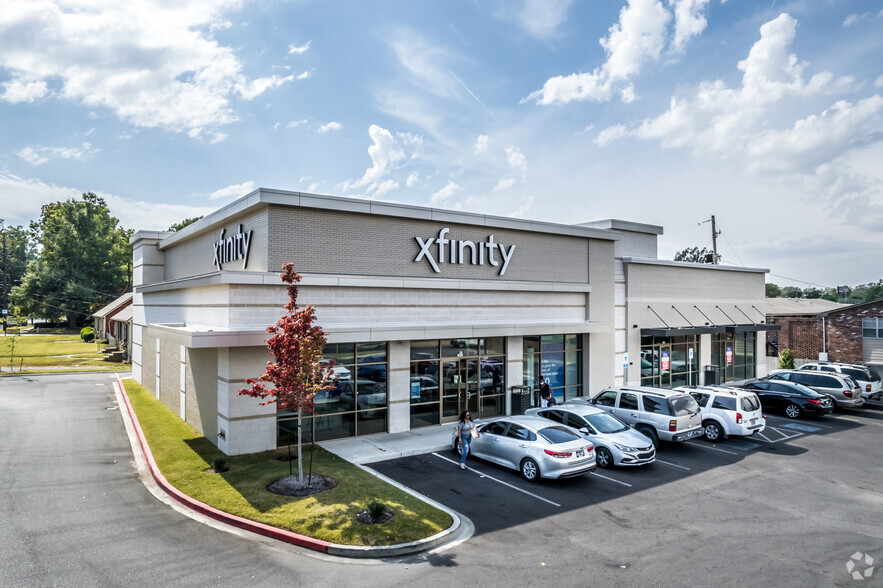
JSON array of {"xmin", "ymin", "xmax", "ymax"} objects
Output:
[
  {"xmin": 670, "ymin": 396, "xmax": 699, "ymax": 416},
  {"xmin": 711, "ymin": 395, "xmax": 737, "ymax": 411},
  {"xmin": 741, "ymin": 394, "xmax": 761, "ymax": 411},
  {"xmin": 642, "ymin": 395, "xmax": 673, "ymax": 415},
  {"xmin": 539, "ymin": 426, "xmax": 581, "ymax": 444},
  {"xmin": 841, "ymin": 368, "xmax": 866, "ymax": 381}
]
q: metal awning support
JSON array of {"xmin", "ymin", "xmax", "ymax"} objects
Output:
[
  {"xmin": 750, "ymin": 305, "xmax": 766, "ymax": 320},
  {"xmin": 671, "ymin": 306, "xmax": 694, "ymax": 326},
  {"xmin": 694, "ymin": 305, "xmax": 716, "ymax": 326},
  {"xmin": 716, "ymin": 305, "xmax": 737, "ymax": 325},
  {"xmin": 734, "ymin": 306, "xmax": 755, "ymax": 323},
  {"xmin": 647, "ymin": 306, "xmax": 670, "ymax": 328}
]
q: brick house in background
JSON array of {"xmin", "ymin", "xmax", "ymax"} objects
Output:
[{"xmin": 766, "ymin": 297, "xmax": 883, "ymax": 366}]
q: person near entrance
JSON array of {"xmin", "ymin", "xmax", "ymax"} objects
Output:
[
  {"xmin": 457, "ymin": 411, "xmax": 479, "ymax": 470},
  {"xmin": 539, "ymin": 377, "xmax": 555, "ymax": 407}
]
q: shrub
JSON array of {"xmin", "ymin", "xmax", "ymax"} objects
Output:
[
  {"xmin": 80, "ymin": 326, "xmax": 95, "ymax": 342},
  {"xmin": 211, "ymin": 458, "xmax": 229, "ymax": 473},
  {"xmin": 779, "ymin": 348, "xmax": 795, "ymax": 369},
  {"xmin": 367, "ymin": 499, "xmax": 386, "ymax": 518}
]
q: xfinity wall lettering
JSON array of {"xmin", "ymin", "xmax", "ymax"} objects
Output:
[
  {"xmin": 414, "ymin": 228, "xmax": 516, "ymax": 275},
  {"xmin": 213, "ymin": 224, "xmax": 253, "ymax": 270}
]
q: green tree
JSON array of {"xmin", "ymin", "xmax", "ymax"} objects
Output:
[
  {"xmin": 779, "ymin": 348, "xmax": 795, "ymax": 369},
  {"xmin": 0, "ymin": 222, "xmax": 36, "ymax": 308},
  {"xmin": 803, "ymin": 288, "xmax": 822, "ymax": 299},
  {"xmin": 765, "ymin": 283, "xmax": 782, "ymax": 298},
  {"xmin": 853, "ymin": 280, "xmax": 883, "ymax": 302},
  {"xmin": 674, "ymin": 246, "xmax": 720, "ymax": 264},
  {"xmin": 167, "ymin": 216, "xmax": 203, "ymax": 232},
  {"xmin": 11, "ymin": 193, "xmax": 132, "ymax": 328},
  {"xmin": 782, "ymin": 286, "xmax": 802, "ymax": 298}
]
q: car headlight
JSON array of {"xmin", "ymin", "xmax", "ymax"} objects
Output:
[{"xmin": 613, "ymin": 442, "xmax": 639, "ymax": 452}]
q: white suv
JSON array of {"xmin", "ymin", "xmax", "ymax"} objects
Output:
[
  {"xmin": 797, "ymin": 362, "xmax": 882, "ymax": 400},
  {"xmin": 569, "ymin": 386, "xmax": 704, "ymax": 448},
  {"xmin": 673, "ymin": 385, "xmax": 765, "ymax": 442}
]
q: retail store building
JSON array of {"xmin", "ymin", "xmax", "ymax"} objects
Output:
[{"xmin": 132, "ymin": 189, "xmax": 774, "ymax": 455}]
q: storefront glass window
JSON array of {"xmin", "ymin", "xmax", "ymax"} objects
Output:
[
  {"xmin": 711, "ymin": 332, "xmax": 757, "ymax": 384},
  {"xmin": 640, "ymin": 335, "xmax": 700, "ymax": 389},
  {"xmin": 524, "ymin": 334, "xmax": 583, "ymax": 405}
]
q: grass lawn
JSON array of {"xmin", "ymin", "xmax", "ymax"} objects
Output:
[
  {"xmin": 123, "ymin": 378, "xmax": 452, "ymax": 546},
  {"xmin": 0, "ymin": 333, "xmax": 116, "ymax": 371}
]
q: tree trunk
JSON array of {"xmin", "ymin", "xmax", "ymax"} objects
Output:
[
  {"xmin": 68, "ymin": 313, "xmax": 77, "ymax": 329},
  {"xmin": 297, "ymin": 409, "xmax": 304, "ymax": 482}
]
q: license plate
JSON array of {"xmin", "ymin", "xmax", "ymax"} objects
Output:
[
  {"xmin": 576, "ymin": 449, "xmax": 585, "ymax": 457},
  {"xmin": 750, "ymin": 418, "xmax": 757, "ymax": 425}
]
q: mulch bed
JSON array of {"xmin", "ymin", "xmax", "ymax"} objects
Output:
[
  {"xmin": 266, "ymin": 474, "xmax": 337, "ymax": 497},
  {"xmin": 356, "ymin": 508, "xmax": 395, "ymax": 525}
]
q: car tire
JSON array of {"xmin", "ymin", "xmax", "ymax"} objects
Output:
[
  {"xmin": 637, "ymin": 426, "xmax": 659, "ymax": 449},
  {"xmin": 520, "ymin": 457, "xmax": 540, "ymax": 482},
  {"xmin": 595, "ymin": 447, "xmax": 613, "ymax": 469},
  {"xmin": 453, "ymin": 438, "xmax": 464, "ymax": 456},
  {"xmin": 784, "ymin": 403, "xmax": 802, "ymax": 419},
  {"xmin": 703, "ymin": 420, "xmax": 726, "ymax": 442}
]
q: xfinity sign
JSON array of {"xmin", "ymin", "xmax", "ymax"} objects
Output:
[
  {"xmin": 213, "ymin": 224, "xmax": 253, "ymax": 270},
  {"xmin": 414, "ymin": 228, "xmax": 516, "ymax": 275}
]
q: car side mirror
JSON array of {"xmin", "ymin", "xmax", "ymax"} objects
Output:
[{"xmin": 579, "ymin": 427, "xmax": 590, "ymax": 435}]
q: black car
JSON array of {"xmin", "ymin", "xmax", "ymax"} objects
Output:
[{"xmin": 733, "ymin": 379, "xmax": 834, "ymax": 419}]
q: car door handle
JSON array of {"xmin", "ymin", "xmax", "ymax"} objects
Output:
[
  {"xmin": 630, "ymin": 413, "xmax": 638, "ymax": 417},
  {"xmin": 519, "ymin": 444, "xmax": 528, "ymax": 448}
]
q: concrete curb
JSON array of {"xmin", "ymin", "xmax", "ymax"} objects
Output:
[{"xmin": 114, "ymin": 375, "xmax": 465, "ymax": 558}]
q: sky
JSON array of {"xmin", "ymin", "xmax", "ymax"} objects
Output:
[{"xmin": 0, "ymin": 0, "xmax": 881, "ymax": 290}]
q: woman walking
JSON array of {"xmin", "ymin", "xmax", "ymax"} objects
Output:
[{"xmin": 457, "ymin": 410, "xmax": 478, "ymax": 470}]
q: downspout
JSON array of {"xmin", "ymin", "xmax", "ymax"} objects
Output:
[{"xmin": 821, "ymin": 315, "xmax": 826, "ymax": 359}]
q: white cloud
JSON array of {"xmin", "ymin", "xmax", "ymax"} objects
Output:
[
  {"xmin": 317, "ymin": 121, "xmax": 342, "ymax": 133},
  {"xmin": 288, "ymin": 119, "xmax": 309, "ymax": 128},
  {"xmin": 524, "ymin": 0, "xmax": 671, "ymax": 105},
  {"xmin": 475, "ymin": 134, "xmax": 490, "ymax": 154},
  {"xmin": 621, "ymin": 84, "xmax": 636, "ymax": 103},
  {"xmin": 288, "ymin": 40, "xmax": 312, "ymax": 54},
  {"xmin": 493, "ymin": 178, "xmax": 517, "ymax": 192},
  {"xmin": 388, "ymin": 29, "xmax": 459, "ymax": 99},
  {"xmin": 875, "ymin": 75, "xmax": 883, "ymax": 89},
  {"xmin": 1, "ymin": 75, "xmax": 47, "ymax": 103},
  {"xmin": 296, "ymin": 70, "xmax": 312, "ymax": 80},
  {"xmin": 594, "ymin": 124, "xmax": 628, "ymax": 146},
  {"xmin": 342, "ymin": 125, "xmax": 406, "ymax": 195},
  {"xmin": 372, "ymin": 179, "xmax": 399, "ymax": 196},
  {"xmin": 0, "ymin": 0, "xmax": 295, "ymax": 136},
  {"xmin": 510, "ymin": 195, "xmax": 535, "ymax": 218},
  {"xmin": 406, "ymin": 172, "xmax": 420, "ymax": 188},
  {"xmin": 505, "ymin": 146, "xmax": 528, "ymax": 180},
  {"xmin": 18, "ymin": 142, "xmax": 99, "ymax": 166},
  {"xmin": 429, "ymin": 181, "xmax": 463, "ymax": 207},
  {"xmin": 207, "ymin": 181, "xmax": 255, "ymax": 200},
  {"xmin": 505, "ymin": 0, "xmax": 574, "ymax": 40},
  {"xmin": 670, "ymin": 0, "xmax": 710, "ymax": 53}
]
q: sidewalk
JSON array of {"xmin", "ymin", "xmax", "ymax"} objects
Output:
[{"xmin": 319, "ymin": 423, "xmax": 458, "ymax": 465}]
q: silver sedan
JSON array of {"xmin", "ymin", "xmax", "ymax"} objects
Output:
[{"xmin": 451, "ymin": 415, "xmax": 596, "ymax": 481}]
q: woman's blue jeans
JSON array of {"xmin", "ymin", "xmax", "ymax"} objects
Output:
[{"xmin": 460, "ymin": 436, "xmax": 471, "ymax": 464}]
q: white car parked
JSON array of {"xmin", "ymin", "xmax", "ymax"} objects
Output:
[
  {"xmin": 526, "ymin": 404, "xmax": 656, "ymax": 468},
  {"xmin": 673, "ymin": 385, "xmax": 765, "ymax": 442}
]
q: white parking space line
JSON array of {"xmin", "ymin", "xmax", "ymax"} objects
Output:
[
  {"xmin": 655, "ymin": 459, "xmax": 690, "ymax": 471},
  {"xmin": 684, "ymin": 441, "xmax": 739, "ymax": 455},
  {"xmin": 431, "ymin": 452, "xmax": 561, "ymax": 507},
  {"xmin": 752, "ymin": 428, "xmax": 804, "ymax": 443},
  {"xmin": 589, "ymin": 472, "xmax": 632, "ymax": 487}
]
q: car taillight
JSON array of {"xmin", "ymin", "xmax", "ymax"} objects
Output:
[
  {"xmin": 544, "ymin": 449, "xmax": 572, "ymax": 458},
  {"xmin": 736, "ymin": 412, "xmax": 743, "ymax": 424},
  {"xmin": 843, "ymin": 390, "xmax": 852, "ymax": 398},
  {"xmin": 807, "ymin": 398, "xmax": 821, "ymax": 405},
  {"xmin": 669, "ymin": 420, "xmax": 677, "ymax": 431},
  {"xmin": 586, "ymin": 443, "xmax": 595, "ymax": 452},
  {"xmin": 867, "ymin": 384, "xmax": 872, "ymax": 393}
]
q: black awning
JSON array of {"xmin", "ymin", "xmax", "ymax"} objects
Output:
[
  {"xmin": 725, "ymin": 323, "xmax": 781, "ymax": 333},
  {"xmin": 641, "ymin": 325, "xmax": 727, "ymax": 337}
]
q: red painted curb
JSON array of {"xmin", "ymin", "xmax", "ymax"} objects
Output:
[{"xmin": 115, "ymin": 376, "xmax": 332, "ymax": 554}]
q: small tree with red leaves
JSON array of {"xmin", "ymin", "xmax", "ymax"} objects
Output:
[{"xmin": 238, "ymin": 263, "xmax": 333, "ymax": 482}]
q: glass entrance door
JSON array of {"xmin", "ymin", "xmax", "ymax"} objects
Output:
[{"xmin": 441, "ymin": 359, "xmax": 480, "ymax": 423}]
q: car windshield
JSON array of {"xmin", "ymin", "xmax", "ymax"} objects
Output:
[
  {"xmin": 584, "ymin": 412, "xmax": 629, "ymax": 434},
  {"xmin": 538, "ymin": 426, "xmax": 580, "ymax": 444},
  {"xmin": 670, "ymin": 395, "xmax": 699, "ymax": 416}
]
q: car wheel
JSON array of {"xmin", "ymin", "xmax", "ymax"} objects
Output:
[
  {"xmin": 637, "ymin": 426, "xmax": 659, "ymax": 449},
  {"xmin": 703, "ymin": 420, "xmax": 726, "ymax": 442},
  {"xmin": 595, "ymin": 447, "xmax": 613, "ymax": 469},
  {"xmin": 452, "ymin": 438, "xmax": 464, "ymax": 456},
  {"xmin": 784, "ymin": 403, "xmax": 802, "ymax": 419},
  {"xmin": 520, "ymin": 457, "xmax": 540, "ymax": 482}
]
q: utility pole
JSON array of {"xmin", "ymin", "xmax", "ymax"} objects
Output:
[
  {"xmin": 2, "ymin": 225, "xmax": 6, "ymax": 336},
  {"xmin": 710, "ymin": 215, "xmax": 719, "ymax": 265}
]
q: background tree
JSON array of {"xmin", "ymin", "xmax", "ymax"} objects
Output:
[
  {"xmin": 765, "ymin": 283, "xmax": 782, "ymax": 298},
  {"xmin": 853, "ymin": 280, "xmax": 883, "ymax": 303},
  {"xmin": 167, "ymin": 216, "xmax": 203, "ymax": 232},
  {"xmin": 782, "ymin": 286, "xmax": 802, "ymax": 298},
  {"xmin": 238, "ymin": 263, "xmax": 334, "ymax": 482},
  {"xmin": 11, "ymin": 193, "xmax": 132, "ymax": 328},
  {"xmin": 803, "ymin": 288, "xmax": 822, "ymax": 299},
  {"xmin": 674, "ymin": 246, "xmax": 721, "ymax": 264},
  {"xmin": 779, "ymin": 348, "xmax": 795, "ymax": 369},
  {"xmin": 0, "ymin": 221, "xmax": 37, "ymax": 311}
]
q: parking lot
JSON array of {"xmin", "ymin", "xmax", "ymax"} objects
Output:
[{"xmin": 372, "ymin": 401, "xmax": 883, "ymax": 585}]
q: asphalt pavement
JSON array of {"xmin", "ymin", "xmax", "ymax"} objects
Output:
[{"xmin": 2, "ymin": 373, "xmax": 882, "ymax": 587}]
